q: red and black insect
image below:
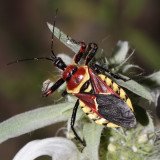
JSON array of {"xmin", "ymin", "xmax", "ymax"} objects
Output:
[
  {"xmin": 43, "ymin": 39, "xmax": 137, "ymax": 146},
  {"xmin": 8, "ymin": 12, "xmax": 136, "ymax": 146}
]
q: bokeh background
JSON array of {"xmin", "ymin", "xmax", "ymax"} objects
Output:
[{"xmin": 0, "ymin": 0, "xmax": 160, "ymax": 159}]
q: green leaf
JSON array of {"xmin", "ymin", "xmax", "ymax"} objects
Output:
[
  {"xmin": 122, "ymin": 64, "xmax": 143, "ymax": 73},
  {"xmin": 109, "ymin": 41, "xmax": 129, "ymax": 65},
  {"xmin": 0, "ymin": 102, "xmax": 75, "ymax": 144},
  {"xmin": 82, "ymin": 122, "xmax": 104, "ymax": 160},
  {"xmin": 47, "ymin": 22, "xmax": 81, "ymax": 54},
  {"xmin": 145, "ymin": 113, "xmax": 155, "ymax": 133},
  {"xmin": 151, "ymin": 89, "xmax": 160, "ymax": 107},
  {"xmin": 114, "ymin": 75, "xmax": 154, "ymax": 102},
  {"xmin": 145, "ymin": 71, "xmax": 160, "ymax": 86}
]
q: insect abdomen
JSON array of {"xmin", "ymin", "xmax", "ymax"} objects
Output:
[
  {"xmin": 79, "ymin": 100, "xmax": 119, "ymax": 127},
  {"xmin": 78, "ymin": 73, "xmax": 135, "ymax": 127},
  {"xmin": 98, "ymin": 74, "xmax": 133, "ymax": 111}
]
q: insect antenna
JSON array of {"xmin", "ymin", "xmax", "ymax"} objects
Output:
[
  {"xmin": 50, "ymin": 8, "xmax": 58, "ymax": 59},
  {"xmin": 7, "ymin": 57, "xmax": 53, "ymax": 65},
  {"xmin": 7, "ymin": 9, "xmax": 60, "ymax": 67}
]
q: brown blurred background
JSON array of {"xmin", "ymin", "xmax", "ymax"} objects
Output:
[{"xmin": 0, "ymin": 0, "xmax": 160, "ymax": 159}]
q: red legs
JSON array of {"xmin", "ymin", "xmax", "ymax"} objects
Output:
[
  {"xmin": 66, "ymin": 36, "xmax": 86, "ymax": 64},
  {"xmin": 85, "ymin": 43, "xmax": 98, "ymax": 65},
  {"xmin": 67, "ymin": 37, "xmax": 98, "ymax": 65},
  {"xmin": 42, "ymin": 78, "xmax": 65, "ymax": 97},
  {"xmin": 73, "ymin": 42, "xmax": 86, "ymax": 64},
  {"xmin": 72, "ymin": 40, "xmax": 129, "ymax": 82}
]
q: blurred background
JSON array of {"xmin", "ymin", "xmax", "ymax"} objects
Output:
[{"xmin": 0, "ymin": 0, "xmax": 160, "ymax": 159}]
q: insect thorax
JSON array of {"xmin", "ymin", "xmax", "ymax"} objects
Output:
[{"xmin": 66, "ymin": 66, "xmax": 90, "ymax": 94}]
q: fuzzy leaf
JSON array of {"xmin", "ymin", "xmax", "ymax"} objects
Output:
[
  {"xmin": 145, "ymin": 71, "xmax": 160, "ymax": 86},
  {"xmin": 0, "ymin": 102, "xmax": 75, "ymax": 144},
  {"xmin": 13, "ymin": 137, "xmax": 79, "ymax": 160},
  {"xmin": 151, "ymin": 89, "xmax": 160, "ymax": 107},
  {"xmin": 122, "ymin": 64, "xmax": 143, "ymax": 73},
  {"xmin": 47, "ymin": 22, "xmax": 81, "ymax": 54},
  {"xmin": 82, "ymin": 122, "xmax": 104, "ymax": 160},
  {"xmin": 114, "ymin": 75, "xmax": 153, "ymax": 102},
  {"xmin": 145, "ymin": 113, "xmax": 155, "ymax": 133},
  {"xmin": 109, "ymin": 41, "xmax": 129, "ymax": 65}
]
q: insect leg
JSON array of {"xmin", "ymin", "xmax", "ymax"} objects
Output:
[
  {"xmin": 66, "ymin": 36, "xmax": 86, "ymax": 64},
  {"xmin": 71, "ymin": 100, "xmax": 86, "ymax": 146},
  {"xmin": 61, "ymin": 89, "xmax": 68, "ymax": 97},
  {"xmin": 73, "ymin": 42, "xmax": 86, "ymax": 64},
  {"xmin": 91, "ymin": 63, "xmax": 130, "ymax": 81},
  {"xmin": 85, "ymin": 43, "xmax": 98, "ymax": 65},
  {"xmin": 42, "ymin": 78, "xmax": 65, "ymax": 97}
]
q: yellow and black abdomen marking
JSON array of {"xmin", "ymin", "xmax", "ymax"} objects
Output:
[
  {"xmin": 79, "ymin": 100, "xmax": 119, "ymax": 127},
  {"xmin": 98, "ymin": 74, "xmax": 133, "ymax": 111}
]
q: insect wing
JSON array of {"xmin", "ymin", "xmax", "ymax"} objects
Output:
[
  {"xmin": 73, "ymin": 93, "xmax": 98, "ymax": 114},
  {"xmin": 88, "ymin": 67, "xmax": 119, "ymax": 96},
  {"xmin": 96, "ymin": 94, "xmax": 136, "ymax": 127}
]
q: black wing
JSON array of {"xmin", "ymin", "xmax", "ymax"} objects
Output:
[{"xmin": 95, "ymin": 94, "xmax": 136, "ymax": 128}]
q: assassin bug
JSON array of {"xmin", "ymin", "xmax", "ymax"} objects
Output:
[{"xmin": 8, "ymin": 11, "xmax": 136, "ymax": 147}]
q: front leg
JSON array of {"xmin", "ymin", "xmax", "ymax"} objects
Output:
[
  {"xmin": 42, "ymin": 78, "xmax": 65, "ymax": 97},
  {"xmin": 66, "ymin": 37, "xmax": 86, "ymax": 65},
  {"xmin": 85, "ymin": 43, "xmax": 98, "ymax": 65},
  {"xmin": 71, "ymin": 99, "xmax": 86, "ymax": 147},
  {"xmin": 73, "ymin": 42, "xmax": 86, "ymax": 64}
]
